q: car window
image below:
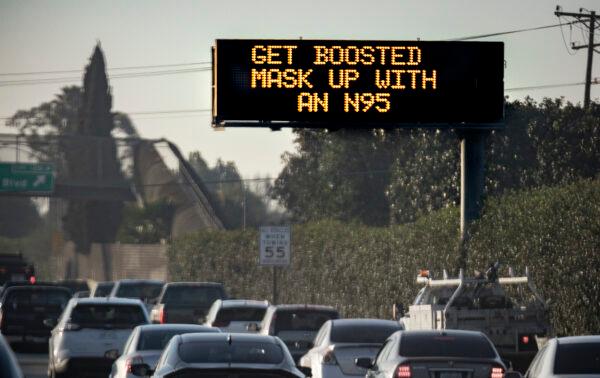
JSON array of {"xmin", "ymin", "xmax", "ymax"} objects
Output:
[
  {"xmin": 273, "ymin": 309, "xmax": 338, "ymax": 334},
  {"xmin": 94, "ymin": 283, "xmax": 113, "ymax": 297},
  {"xmin": 69, "ymin": 304, "xmax": 147, "ymax": 328},
  {"xmin": 215, "ymin": 307, "xmax": 266, "ymax": 322},
  {"xmin": 330, "ymin": 323, "xmax": 402, "ymax": 344},
  {"xmin": 5, "ymin": 289, "xmax": 70, "ymax": 310},
  {"xmin": 399, "ymin": 333, "xmax": 496, "ymax": 358},
  {"xmin": 554, "ymin": 342, "xmax": 600, "ymax": 374},
  {"xmin": 178, "ymin": 340, "xmax": 284, "ymax": 364},
  {"xmin": 138, "ymin": 328, "xmax": 217, "ymax": 351},
  {"xmin": 116, "ymin": 283, "xmax": 163, "ymax": 301},
  {"xmin": 162, "ymin": 286, "xmax": 225, "ymax": 306}
]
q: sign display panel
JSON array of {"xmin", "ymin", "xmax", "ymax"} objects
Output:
[
  {"xmin": 0, "ymin": 162, "xmax": 55, "ymax": 194},
  {"xmin": 213, "ymin": 39, "xmax": 504, "ymax": 128},
  {"xmin": 259, "ymin": 226, "xmax": 291, "ymax": 267}
]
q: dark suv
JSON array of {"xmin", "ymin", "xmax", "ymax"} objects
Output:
[
  {"xmin": 150, "ymin": 282, "xmax": 228, "ymax": 324},
  {"xmin": 0, "ymin": 286, "xmax": 71, "ymax": 347}
]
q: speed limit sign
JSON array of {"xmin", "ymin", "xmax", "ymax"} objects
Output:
[{"xmin": 259, "ymin": 226, "xmax": 291, "ymax": 266}]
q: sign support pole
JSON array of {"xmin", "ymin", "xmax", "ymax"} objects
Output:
[
  {"xmin": 459, "ymin": 130, "xmax": 487, "ymax": 270},
  {"xmin": 272, "ymin": 266, "xmax": 278, "ymax": 304}
]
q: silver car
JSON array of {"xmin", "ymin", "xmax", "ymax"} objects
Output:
[
  {"xmin": 299, "ymin": 319, "xmax": 403, "ymax": 378},
  {"xmin": 204, "ymin": 299, "xmax": 269, "ymax": 333},
  {"xmin": 48, "ymin": 297, "xmax": 149, "ymax": 378},
  {"xmin": 130, "ymin": 333, "xmax": 306, "ymax": 378},
  {"xmin": 524, "ymin": 335, "xmax": 600, "ymax": 378},
  {"xmin": 109, "ymin": 324, "xmax": 220, "ymax": 378},
  {"xmin": 357, "ymin": 330, "xmax": 507, "ymax": 378}
]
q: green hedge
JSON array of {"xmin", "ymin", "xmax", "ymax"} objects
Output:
[{"xmin": 168, "ymin": 179, "xmax": 600, "ymax": 336}]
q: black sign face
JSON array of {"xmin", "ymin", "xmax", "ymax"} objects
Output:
[{"xmin": 213, "ymin": 39, "xmax": 504, "ymax": 128}]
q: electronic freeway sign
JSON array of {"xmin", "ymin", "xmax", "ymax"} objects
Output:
[{"xmin": 212, "ymin": 39, "xmax": 504, "ymax": 128}]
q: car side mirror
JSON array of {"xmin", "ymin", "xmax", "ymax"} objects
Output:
[
  {"xmin": 43, "ymin": 318, "xmax": 57, "ymax": 328},
  {"xmin": 130, "ymin": 363, "xmax": 153, "ymax": 377},
  {"xmin": 298, "ymin": 366, "xmax": 312, "ymax": 377},
  {"xmin": 355, "ymin": 357, "xmax": 373, "ymax": 369},
  {"xmin": 104, "ymin": 349, "xmax": 120, "ymax": 360},
  {"xmin": 246, "ymin": 323, "xmax": 260, "ymax": 332},
  {"xmin": 505, "ymin": 372, "xmax": 523, "ymax": 378}
]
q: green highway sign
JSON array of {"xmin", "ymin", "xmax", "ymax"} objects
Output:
[{"xmin": 0, "ymin": 162, "xmax": 55, "ymax": 193}]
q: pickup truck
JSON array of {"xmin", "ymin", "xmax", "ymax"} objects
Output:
[{"xmin": 150, "ymin": 282, "xmax": 228, "ymax": 324}]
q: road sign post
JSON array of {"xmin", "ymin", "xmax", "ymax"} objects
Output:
[
  {"xmin": 260, "ymin": 226, "xmax": 291, "ymax": 304},
  {"xmin": 0, "ymin": 162, "xmax": 55, "ymax": 194}
]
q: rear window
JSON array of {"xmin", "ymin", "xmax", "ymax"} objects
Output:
[
  {"xmin": 399, "ymin": 333, "xmax": 496, "ymax": 358},
  {"xmin": 93, "ymin": 283, "xmax": 114, "ymax": 297},
  {"xmin": 274, "ymin": 310, "xmax": 339, "ymax": 334},
  {"xmin": 178, "ymin": 341, "xmax": 284, "ymax": 364},
  {"xmin": 331, "ymin": 323, "xmax": 402, "ymax": 344},
  {"xmin": 70, "ymin": 304, "xmax": 146, "ymax": 328},
  {"xmin": 162, "ymin": 286, "xmax": 225, "ymax": 306},
  {"xmin": 216, "ymin": 307, "xmax": 266, "ymax": 322},
  {"xmin": 554, "ymin": 342, "xmax": 600, "ymax": 374},
  {"xmin": 138, "ymin": 328, "xmax": 217, "ymax": 351},
  {"xmin": 116, "ymin": 283, "xmax": 163, "ymax": 300},
  {"xmin": 5, "ymin": 289, "xmax": 70, "ymax": 309}
]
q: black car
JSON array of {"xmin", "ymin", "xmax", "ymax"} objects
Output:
[
  {"xmin": 0, "ymin": 285, "xmax": 71, "ymax": 347},
  {"xmin": 150, "ymin": 282, "xmax": 228, "ymax": 324}
]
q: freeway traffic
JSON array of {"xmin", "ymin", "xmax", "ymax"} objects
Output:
[{"xmin": 2, "ymin": 270, "xmax": 599, "ymax": 378}]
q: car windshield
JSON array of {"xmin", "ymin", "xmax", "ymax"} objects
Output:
[
  {"xmin": 399, "ymin": 333, "xmax": 496, "ymax": 358},
  {"xmin": 70, "ymin": 304, "xmax": 146, "ymax": 328},
  {"xmin": 94, "ymin": 283, "xmax": 114, "ymax": 297},
  {"xmin": 178, "ymin": 340, "xmax": 284, "ymax": 364},
  {"xmin": 274, "ymin": 309, "xmax": 338, "ymax": 334},
  {"xmin": 554, "ymin": 342, "xmax": 600, "ymax": 374},
  {"xmin": 138, "ymin": 328, "xmax": 215, "ymax": 351},
  {"xmin": 116, "ymin": 282, "xmax": 163, "ymax": 301},
  {"xmin": 330, "ymin": 323, "xmax": 402, "ymax": 344},
  {"xmin": 162, "ymin": 286, "xmax": 225, "ymax": 306},
  {"xmin": 216, "ymin": 307, "xmax": 266, "ymax": 322}
]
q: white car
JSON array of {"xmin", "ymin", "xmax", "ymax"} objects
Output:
[
  {"xmin": 204, "ymin": 299, "xmax": 269, "ymax": 333},
  {"xmin": 48, "ymin": 297, "xmax": 149, "ymax": 378},
  {"xmin": 524, "ymin": 335, "xmax": 600, "ymax": 378},
  {"xmin": 299, "ymin": 319, "xmax": 403, "ymax": 378},
  {"xmin": 109, "ymin": 324, "xmax": 220, "ymax": 378}
]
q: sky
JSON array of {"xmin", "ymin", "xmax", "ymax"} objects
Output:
[{"xmin": 1, "ymin": 0, "xmax": 599, "ymax": 179}]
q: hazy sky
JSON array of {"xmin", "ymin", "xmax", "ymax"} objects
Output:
[{"xmin": 1, "ymin": 0, "xmax": 599, "ymax": 178}]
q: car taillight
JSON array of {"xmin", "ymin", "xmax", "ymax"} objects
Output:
[
  {"xmin": 212, "ymin": 320, "xmax": 231, "ymax": 327},
  {"xmin": 126, "ymin": 356, "xmax": 143, "ymax": 373},
  {"xmin": 490, "ymin": 366, "xmax": 504, "ymax": 378},
  {"xmin": 159, "ymin": 307, "xmax": 166, "ymax": 324},
  {"xmin": 396, "ymin": 364, "xmax": 411, "ymax": 378},
  {"xmin": 321, "ymin": 349, "xmax": 337, "ymax": 365}
]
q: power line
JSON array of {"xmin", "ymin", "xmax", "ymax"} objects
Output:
[
  {"xmin": 448, "ymin": 21, "xmax": 582, "ymax": 41},
  {"xmin": 0, "ymin": 61, "xmax": 210, "ymax": 77},
  {"xmin": 0, "ymin": 67, "xmax": 210, "ymax": 87}
]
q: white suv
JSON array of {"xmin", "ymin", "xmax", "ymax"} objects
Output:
[{"xmin": 48, "ymin": 297, "xmax": 149, "ymax": 378}]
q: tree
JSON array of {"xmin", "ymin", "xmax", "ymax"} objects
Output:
[
  {"xmin": 60, "ymin": 44, "xmax": 124, "ymax": 251},
  {"xmin": 187, "ymin": 152, "xmax": 280, "ymax": 228},
  {"xmin": 117, "ymin": 200, "xmax": 175, "ymax": 243}
]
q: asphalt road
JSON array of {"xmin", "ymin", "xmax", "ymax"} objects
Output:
[{"xmin": 16, "ymin": 353, "xmax": 47, "ymax": 378}]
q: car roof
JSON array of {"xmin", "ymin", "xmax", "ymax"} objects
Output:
[
  {"xmin": 397, "ymin": 329, "xmax": 487, "ymax": 338},
  {"xmin": 271, "ymin": 304, "xmax": 338, "ymax": 311},
  {"xmin": 219, "ymin": 299, "xmax": 269, "ymax": 308},
  {"xmin": 165, "ymin": 282, "xmax": 224, "ymax": 287},
  {"xmin": 556, "ymin": 335, "xmax": 600, "ymax": 344},
  {"xmin": 3, "ymin": 285, "xmax": 71, "ymax": 293},
  {"xmin": 72, "ymin": 297, "xmax": 145, "ymax": 305},
  {"xmin": 330, "ymin": 318, "xmax": 402, "ymax": 327},
  {"xmin": 179, "ymin": 332, "xmax": 279, "ymax": 344},
  {"xmin": 137, "ymin": 324, "xmax": 220, "ymax": 332},
  {"xmin": 114, "ymin": 279, "xmax": 164, "ymax": 284}
]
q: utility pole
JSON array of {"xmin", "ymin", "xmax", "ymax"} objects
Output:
[{"xmin": 555, "ymin": 7, "xmax": 600, "ymax": 108}]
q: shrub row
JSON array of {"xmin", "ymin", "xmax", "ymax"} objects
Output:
[{"xmin": 168, "ymin": 179, "xmax": 600, "ymax": 336}]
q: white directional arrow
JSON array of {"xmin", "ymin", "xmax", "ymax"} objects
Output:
[{"xmin": 33, "ymin": 175, "xmax": 46, "ymax": 188}]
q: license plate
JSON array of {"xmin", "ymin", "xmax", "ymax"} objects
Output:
[{"xmin": 440, "ymin": 373, "xmax": 462, "ymax": 378}]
